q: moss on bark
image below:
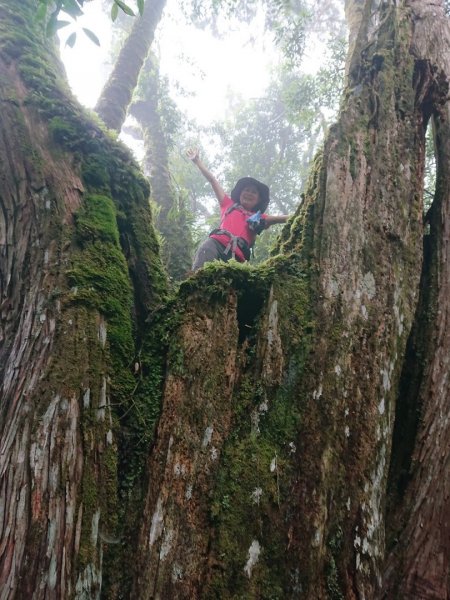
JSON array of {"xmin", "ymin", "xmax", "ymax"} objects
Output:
[{"xmin": 0, "ymin": 1, "xmax": 169, "ymax": 595}]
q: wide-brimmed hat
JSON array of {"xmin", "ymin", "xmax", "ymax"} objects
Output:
[{"xmin": 230, "ymin": 177, "xmax": 270, "ymax": 212}]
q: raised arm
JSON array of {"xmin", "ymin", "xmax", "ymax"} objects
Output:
[
  {"xmin": 186, "ymin": 148, "xmax": 225, "ymax": 204},
  {"xmin": 264, "ymin": 214, "xmax": 290, "ymax": 228}
]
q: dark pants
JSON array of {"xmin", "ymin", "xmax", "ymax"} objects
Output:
[{"xmin": 192, "ymin": 238, "xmax": 232, "ymax": 271}]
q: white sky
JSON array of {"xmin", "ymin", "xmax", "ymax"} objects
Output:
[{"xmin": 60, "ymin": 0, "xmax": 274, "ymax": 125}]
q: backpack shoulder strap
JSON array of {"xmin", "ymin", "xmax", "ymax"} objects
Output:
[{"xmin": 224, "ymin": 202, "xmax": 240, "ymax": 216}]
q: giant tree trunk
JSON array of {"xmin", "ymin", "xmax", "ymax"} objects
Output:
[
  {"xmin": 0, "ymin": 2, "xmax": 167, "ymax": 598},
  {"xmin": 1, "ymin": 0, "xmax": 449, "ymax": 599},
  {"xmin": 130, "ymin": 0, "xmax": 449, "ymax": 598},
  {"xmin": 381, "ymin": 3, "xmax": 450, "ymax": 598}
]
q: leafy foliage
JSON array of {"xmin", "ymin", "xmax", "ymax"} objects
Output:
[
  {"xmin": 184, "ymin": 0, "xmax": 309, "ymax": 65},
  {"xmin": 36, "ymin": 0, "xmax": 142, "ymax": 20},
  {"xmin": 35, "ymin": 0, "xmax": 140, "ymax": 45},
  {"xmin": 183, "ymin": 0, "xmax": 344, "ymax": 66}
]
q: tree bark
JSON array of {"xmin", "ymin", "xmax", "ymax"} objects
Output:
[
  {"xmin": 0, "ymin": 2, "xmax": 166, "ymax": 597},
  {"xmin": 95, "ymin": 0, "xmax": 167, "ymax": 132},
  {"xmin": 131, "ymin": 0, "xmax": 449, "ymax": 598},
  {"xmin": 130, "ymin": 52, "xmax": 193, "ymax": 280},
  {"xmin": 1, "ymin": 0, "xmax": 449, "ymax": 598},
  {"xmin": 381, "ymin": 1, "xmax": 450, "ymax": 598}
]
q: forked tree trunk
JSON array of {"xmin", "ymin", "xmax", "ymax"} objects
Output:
[
  {"xmin": 1, "ymin": 0, "xmax": 449, "ymax": 599},
  {"xmin": 130, "ymin": 1, "xmax": 449, "ymax": 598}
]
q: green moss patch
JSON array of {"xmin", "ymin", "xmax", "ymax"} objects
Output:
[{"xmin": 75, "ymin": 194, "xmax": 120, "ymax": 246}]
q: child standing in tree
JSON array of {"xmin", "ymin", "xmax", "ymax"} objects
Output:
[{"xmin": 187, "ymin": 148, "xmax": 289, "ymax": 270}]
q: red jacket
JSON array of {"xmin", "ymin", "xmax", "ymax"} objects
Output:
[{"xmin": 210, "ymin": 195, "xmax": 266, "ymax": 262}]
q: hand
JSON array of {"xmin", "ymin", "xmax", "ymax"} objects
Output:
[{"xmin": 186, "ymin": 147, "xmax": 199, "ymax": 162}]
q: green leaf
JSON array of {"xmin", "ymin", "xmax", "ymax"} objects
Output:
[
  {"xmin": 115, "ymin": 0, "xmax": 135, "ymax": 17},
  {"xmin": 137, "ymin": 0, "xmax": 145, "ymax": 16},
  {"xmin": 82, "ymin": 27, "xmax": 101, "ymax": 46},
  {"xmin": 65, "ymin": 31, "xmax": 77, "ymax": 47},
  {"xmin": 111, "ymin": 2, "xmax": 119, "ymax": 21},
  {"xmin": 61, "ymin": 0, "xmax": 84, "ymax": 19},
  {"xmin": 55, "ymin": 19, "xmax": 72, "ymax": 30}
]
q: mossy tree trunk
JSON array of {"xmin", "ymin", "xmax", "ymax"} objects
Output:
[
  {"xmin": 94, "ymin": 0, "xmax": 167, "ymax": 131},
  {"xmin": 0, "ymin": 1, "xmax": 167, "ymax": 598},
  {"xmin": 130, "ymin": 1, "xmax": 449, "ymax": 598},
  {"xmin": 381, "ymin": 3, "xmax": 450, "ymax": 597},
  {"xmin": 1, "ymin": 0, "xmax": 449, "ymax": 599}
]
